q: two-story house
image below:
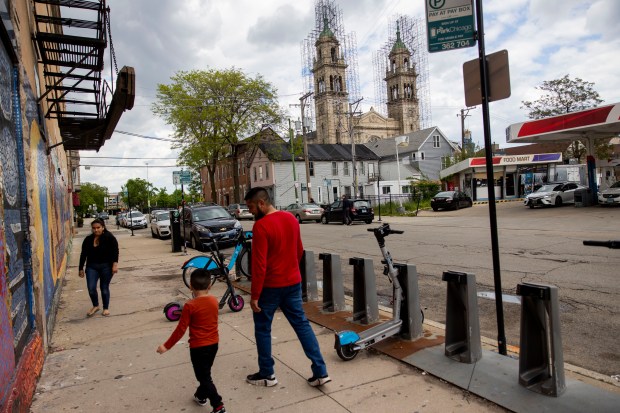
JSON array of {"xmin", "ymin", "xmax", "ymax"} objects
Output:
[{"xmin": 248, "ymin": 142, "xmax": 380, "ymax": 208}]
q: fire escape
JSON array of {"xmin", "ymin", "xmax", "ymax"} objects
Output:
[{"xmin": 33, "ymin": 0, "xmax": 135, "ymax": 152}]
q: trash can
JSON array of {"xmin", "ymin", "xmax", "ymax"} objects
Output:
[{"xmin": 170, "ymin": 210, "xmax": 183, "ymax": 252}]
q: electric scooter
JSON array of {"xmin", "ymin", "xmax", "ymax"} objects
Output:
[{"xmin": 334, "ymin": 223, "xmax": 422, "ymax": 361}]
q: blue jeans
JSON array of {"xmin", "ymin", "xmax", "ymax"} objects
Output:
[
  {"xmin": 85, "ymin": 263, "xmax": 113, "ymax": 309},
  {"xmin": 253, "ymin": 283, "xmax": 327, "ymax": 377}
]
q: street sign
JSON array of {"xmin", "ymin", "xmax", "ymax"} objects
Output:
[
  {"xmin": 173, "ymin": 170, "xmax": 192, "ymax": 185},
  {"xmin": 426, "ymin": 0, "xmax": 476, "ymax": 53},
  {"xmin": 463, "ymin": 49, "xmax": 511, "ymax": 106}
]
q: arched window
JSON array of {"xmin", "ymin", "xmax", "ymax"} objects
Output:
[
  {"xmin": 404, "ymin": 58, "xmax": 409, "ymax": 68},
  {"xmin": 329, "ymin": 75, "xmax": 334, "ymax": 90},
  {"xmin": 331, "ymin": 47, "xmax": 337, "ymax": 62},
  {"xmin": 391, "ymin": 59, "xmax": 396, "ymax": 72}
]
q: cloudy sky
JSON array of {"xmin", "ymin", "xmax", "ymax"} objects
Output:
[{"xmin": 78, "ymin": 0, "xmax": 620, "ymax": 194}]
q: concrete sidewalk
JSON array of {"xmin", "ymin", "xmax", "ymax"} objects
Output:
[{"xmin": 30, "ymin": 225, "xmax": 617, "ymax": 412}]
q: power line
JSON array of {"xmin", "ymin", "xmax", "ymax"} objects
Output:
[
  {"xmin": 78, "ymin": 156, "xmax": 178, "ymax": 159},
  {"xmin": 115, "ymin": 130, "xmax": 175, "ymax": 142},
  {"xmin": 81, "ymin": 164, "xmax": 179, "ymax": 168}
]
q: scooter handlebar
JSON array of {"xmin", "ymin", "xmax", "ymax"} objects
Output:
[{"xmin": 583, "ymin": 240, "xmax": 620, "ymax": 249}]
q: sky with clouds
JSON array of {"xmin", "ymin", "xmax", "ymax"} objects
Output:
[{"xmin": 79, "ymin": 0, "xmax": 620, "ymax": 194}]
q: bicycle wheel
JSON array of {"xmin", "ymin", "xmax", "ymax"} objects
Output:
[
  {"xmin": 236, "ymin": 246, "xmax": 252, "ymax": 280},
  {"xmin": 182, "ymin": 266, "xmax": 200, "ymax": 289}
]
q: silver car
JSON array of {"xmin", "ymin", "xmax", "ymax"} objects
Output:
[
  {"xmin": 598, "ymin": 181, "xmax": 620, "ymax": 206},
  {"xmin": 150, "ymin": 211, "xmax": 171, "ymax": 238},
  {"xmin": 227, "ymin": 203, "xmax": 253, "ymax": 220},
  {"xmin": 126, "ymin": 211, "xmax": 148, "ymax": 228},
  {"xmin": 283, "ymin": 203, "xmax": 324, "ymax": 223},
  {"xmin": 524, "ymin": 182, "xmax": 586, "ymax": 208}
]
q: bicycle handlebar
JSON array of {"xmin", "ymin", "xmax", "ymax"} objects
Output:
[{"xmin": 583, "ymin": 240, "xmax": 620, "ymax": 249}]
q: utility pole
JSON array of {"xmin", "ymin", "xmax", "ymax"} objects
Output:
[
  {"xmin": 290, "ymin": 92, "xmax": 314, "ymax": 202},
  {"xmin": 457, "ymin": 107, "xmax": 474, "ymax": 152},
  {"xmin": 288, "ymin": 119, "xmax": 299, "ymax": 202},
  {"xmin": 348, "ymin": 98, "xmax": 363, "ymax": 197}
]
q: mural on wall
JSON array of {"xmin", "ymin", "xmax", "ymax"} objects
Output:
[{"xmin": 0, "ymin": 40, "xmax": 24, "ymax": 404}]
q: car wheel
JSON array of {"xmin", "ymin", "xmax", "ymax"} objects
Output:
[
  {"xmin": 321, "ymin": 215, "xmax": 329, "ymax": 224},
  {"xmin": 468, "ymin": 200, "xmax": 473, "ymax": 208},
  {"xmin": 555, "ymin": 197, "xmax": 562, "ymax": 207},
  {"xmin": 296, "ymin": 214, "xmax": 303, "ymax": 224},
  {"xmin": 529, "ymin": 204, "xmax": 534, "ymax": 209},
  {"xmin": 432, "ymin": 207, "xmax": 438, "ymax": 211},
  {"xmin": 191, "ymin": 235, "xmax": 202, "ymax": 251}
]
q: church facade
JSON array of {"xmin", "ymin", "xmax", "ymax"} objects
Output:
[{"xmin": 312, "ymin": 20, "xmax": 420, "ymax": 145}]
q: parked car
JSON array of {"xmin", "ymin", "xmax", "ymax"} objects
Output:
[
  {"xmin": 126, "ymin": 210, "xmax": 148, "ymax": 229},
  {"xmin": 524, "ymin": 182, "xmax": 586, "ymax": 208},
  {"xmin": 320, "ymin": 199, "xmax": 374, "ymax": 225},
  {"xmin": 150, "ymin": 211, "xmax": 171, "ymax": 239},
  {"xmin": 182, "ymin": 205, "xmax": 243, "ymax": 250},
  {"xmin": 283, "ymin": 203, "xmax": 324, "ymax": 223},
  {"xmin": 117, "ymin": 212, "xmax": 127, "ymax": 227},
  {"xmin": 598, "ymin": 181, "xmax": 620, "ymax": 206},
  {"xmin": 430, "ymin": 191, "xmax": 473, "ymax": 211},
  {"xmin": 227, "ymin": 203, "xmax": 253, "ymax": 220},
  {"xmin": 97, "ymin": 212, "xmax": 109, "ymax": 220}
]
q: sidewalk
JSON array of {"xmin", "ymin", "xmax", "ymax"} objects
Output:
[{"xmin": 29, "ymin": 225, "xmax": 617, "ymax": 412}]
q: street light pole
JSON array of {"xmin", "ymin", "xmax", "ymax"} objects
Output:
[
  {"xmin": 300, "ymin": 92, "xmax": 313, "ymax": 202},
  {"xmin": 145, "ymin": 162, "xmax": 150, "ymax": 216},
  {"xmin": 395, "ymin": 135, "xmax": 409, "ymax": 211}
]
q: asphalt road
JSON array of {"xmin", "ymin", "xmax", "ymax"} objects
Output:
[{"xmin": 293, "ymin": 202, "xmax": 620, "ymax": 378}]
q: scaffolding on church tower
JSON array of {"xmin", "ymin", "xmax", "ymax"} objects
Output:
[
  {"xmin": 372, "ymin": 15, "xmax": 431, "ymax": 129},
  {"xmin": 300, "ymin": 0, "xmax": 361, "ymax": 133}
]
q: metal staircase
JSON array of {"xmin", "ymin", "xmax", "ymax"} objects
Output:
[{"xmin": 32, "ymin": 0, "xmax": 134, "ymax": 152}]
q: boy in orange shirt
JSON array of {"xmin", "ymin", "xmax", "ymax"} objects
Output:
[{"xmin": 157, "ymin": 269, "xmax": 226, "ymax": 412}]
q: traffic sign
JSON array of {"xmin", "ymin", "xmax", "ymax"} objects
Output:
[
  {"xmin": 173, "ymin": 170, "xmax": 192, "ymax": 185},
  {"xmin": 172, "ymin": 171, "xmax": 181, "ymax": 185},
  {"xmin": 426, "ymin": 0, "xmax": 476, "ymax": 53}
]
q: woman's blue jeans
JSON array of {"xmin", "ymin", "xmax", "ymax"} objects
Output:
[
  {"xmin": 253, "ymin": 283, "xmax": 327, "ymax": 378},
  {"xmin": 85, "ymin": 263, "xmax": 113, "ymax": 309}
]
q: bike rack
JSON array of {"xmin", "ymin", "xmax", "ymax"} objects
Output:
[
  {"xmin": 394, "ymin": 263, "xmax": 423, "ymax": 340},
  {"xmin": 300, "ymin": 250, "xmax": 319, "ymax": 302},
  {"xmin": 318, "ymin": 253, "xmax": 345, "ymax": 312},
  {"xmin": 350, "ymin": 257, "xmax": 379, "ymax": 325},
  {"xmin": 442, "ymin": 271, "xmax": 482, "ymax": 363},
  {"xmin": 516, "ymin": 282, "xmax": 565, "ymax": 397}
]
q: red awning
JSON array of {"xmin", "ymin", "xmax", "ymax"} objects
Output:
[{"xmin": 506, "ymin": 102, "xmax": 620, "ymax": 143}]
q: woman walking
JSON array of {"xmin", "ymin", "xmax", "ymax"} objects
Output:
[{"xmin": 79, "ymin": 218, "xmax": 119, "ymax": 317}]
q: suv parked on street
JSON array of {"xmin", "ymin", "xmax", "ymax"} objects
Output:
[
  {"xmin": 126, "ymin": 210, "xmax": 148, "ymax": 228},
  {"xmin": 320, "ymin": 199, "xmax": 374, "ymax": 225},
  {"xmin": 182, "ymin": 205, "xmax": 242, "ymax": 250}
]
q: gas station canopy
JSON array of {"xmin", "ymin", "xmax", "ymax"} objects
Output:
[{"xmin": 506, "ymin": 102, "xmax": 620, "ymax": 144}]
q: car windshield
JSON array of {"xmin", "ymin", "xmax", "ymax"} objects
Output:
[
  {"xmin": 155, "ymin": 212, "xmax": 169, "ymax": 221},
  {"xmin": 193, "ymin": 208, "xmax": 231, "ymax": 221},
  {"xmin": 128, "ymin": 211, "xmax": 143, "ymax": 218},
  {"xmin": 536, "ymin": 184, "xmax": 562, "ymax": 193},
  {"xmin": 435, "ymin": 192, "xmax": 454, "ymax": 198}
]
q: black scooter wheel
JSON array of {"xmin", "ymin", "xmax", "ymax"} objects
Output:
[
  {"xmin": 164, "ymin": 302, "xmax": 182, "ymax": 322},
  {"xmin": 336, "ymin": 344, "xmax": 358, "ymax": 361}
]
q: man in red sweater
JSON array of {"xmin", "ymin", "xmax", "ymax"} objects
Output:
[{"xmin": 244, "ymin": 187, "xmax": 330, "ymax": 388}]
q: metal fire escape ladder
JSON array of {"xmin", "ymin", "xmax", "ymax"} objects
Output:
[{"xmin": 33, "ymin": 0, "xmax": 135, "ymax": 152}]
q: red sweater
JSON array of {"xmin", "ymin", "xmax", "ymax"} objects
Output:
[
  {"xmin": 251, "ymin": 210, "xmax": 304, "ymax": 300},
  {"xmin": 163, "ymin": 295, "xmax": 219, "ymax": 349}
]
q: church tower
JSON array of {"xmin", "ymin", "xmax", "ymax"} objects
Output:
[
  {"xmin": 312, "ymin": 15, "xmax": 349, "ymax": 144},
  {"xmin": 385, "ymin": 22, "xmax": 420, "ymax": 134}
]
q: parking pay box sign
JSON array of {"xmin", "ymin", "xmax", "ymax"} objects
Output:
[{"xmin": 426, "ymin": 0, "xmax": 476, "ymax": 53}]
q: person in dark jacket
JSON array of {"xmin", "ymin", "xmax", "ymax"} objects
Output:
[
  {"xmin": 342, "ymin": 195, "xmax": 352, "ymax": 225},
  {"xmin": 79, "ymin": 218, "xmax": 119, "ymax": 317}
]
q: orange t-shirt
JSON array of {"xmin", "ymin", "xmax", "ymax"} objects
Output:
[{"xmin": 163, "ymin": 295, "xmax": 219, "ymax": 349}]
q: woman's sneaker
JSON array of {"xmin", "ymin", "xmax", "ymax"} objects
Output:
[
  {"xmin": 307, "ymin": 374, "xmax": 332, "ymax": 387},
  {"xmin": 246, "ymin": 372, "xmax": 278, "ymax": 387}
]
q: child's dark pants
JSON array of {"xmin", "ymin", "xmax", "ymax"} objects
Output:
[{"xmin": 190, "ymin": 343, "xmax": 222, "ymax": 408}]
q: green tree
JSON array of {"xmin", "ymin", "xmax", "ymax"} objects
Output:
[
  {"xmin": 152, "ymin": 68, "xmax": 282, "ymax": 203},
  {"xmin": 121, "ymin": 178, "xmax": 150, "ymax": 211},
  {"xmin": 521, "ymin": 75, "xmax": 611, "ymax": 162},
  {"xmin": 77, "ymin": 182, "xmax": 108, "ymax": 216}
]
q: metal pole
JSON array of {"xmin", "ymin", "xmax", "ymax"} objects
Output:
[
  {"xmin": 475, "ymin": 0, "xmax": 507, "ymax": 356},
  {"xmin": 349, "ymin": 99, "xmax": 363, "ymax": 197},
  {"xmin": 300, "ymin": 92, "xmax": 313, "ymax": 201},
  {"xmin": 396, "ymin": 140, "xmax": 403, "ymax": 208},
  {"xmin": 146, "ymin": 162, "xmax": 150, "ymax": 216},
  {"xmin": 289, "ymin": 119, "xmax": 299, "ymax": 202},
  {"xmin": 127, "ymin": 186, "xmax": 134, "ymax": 237}
]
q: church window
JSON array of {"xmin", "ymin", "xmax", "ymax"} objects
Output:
[
  {"xmin": 404, "ymin": 58, "xmax": 409, "ymax": 68},
  {"xmin": 339, "ymin": 76, "xmax": 343, "ymax": 91},
  {"xmin": 391, "ymin": 59, "xmax": 396, "ymax": 72},
  {"xmin": 329, "ymin": 75, "xmax": 334, "ymax": 91},
  {"xmin": 334, "ymin": 76, "xmax": 341, "ymax": 92},
  {"xmin": 331, "ymin": 47, "xmax": 336, "ymax": 62}
]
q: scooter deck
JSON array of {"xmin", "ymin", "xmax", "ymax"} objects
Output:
[{"xmin": 355, "ymin": 319, "xmax": 403, "ymax": 350}]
